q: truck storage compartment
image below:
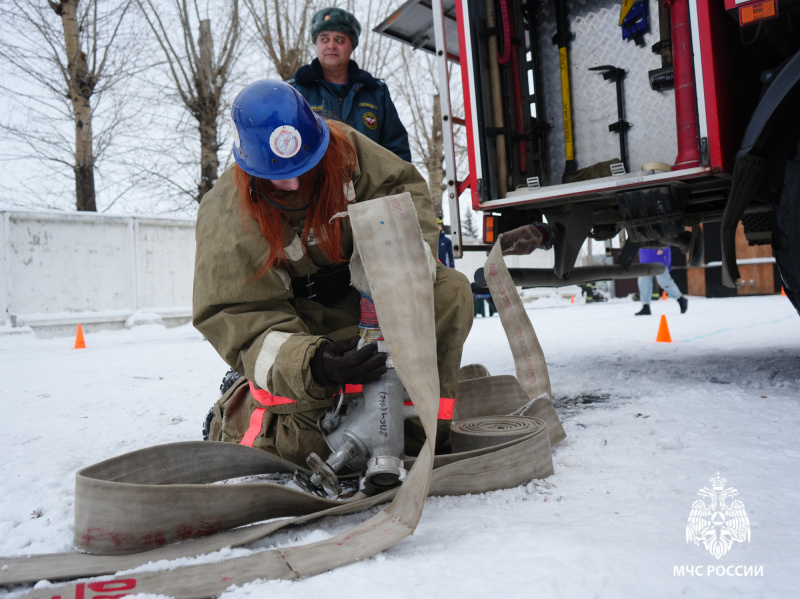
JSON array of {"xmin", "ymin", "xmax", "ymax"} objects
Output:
[{"xmin": 465, "ymin": 0, "xmax": 682, "ymax": 199}]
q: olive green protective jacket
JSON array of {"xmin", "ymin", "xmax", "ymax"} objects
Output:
[{"xmin": 193, "ymin": 126, "xmax": 439, "ymax": 405}]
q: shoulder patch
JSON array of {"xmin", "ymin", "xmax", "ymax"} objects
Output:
[{"xmin": 362, "ymin": 112, "xmax": 378, "ymax": 130}]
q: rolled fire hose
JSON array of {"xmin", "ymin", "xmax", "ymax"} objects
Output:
[
  {"xmin": 451, "ymin": 416, "xmax": 550, "ymax": 455},
  {"xmin": 0, "ymin": 197, "xmax": 562, "ymax": 597}
]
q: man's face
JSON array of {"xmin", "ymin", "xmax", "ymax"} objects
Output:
[{"xmin": 316, "ymin": 30, "xmax": 353, "ymax": 71}]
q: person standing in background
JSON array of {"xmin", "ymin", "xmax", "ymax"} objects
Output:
[
  {"xmin": 636, "ymin": 246, "xmax": 688, "ymax": 315},
  {"xmin": 289, "ymin": 7, "xmax": 411, "ymax": 161},
  {"xmin": 438, "ymin": 218, "xmax": 454, "ymax": 268}
]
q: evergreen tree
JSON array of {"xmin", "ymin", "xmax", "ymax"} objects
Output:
[{"xmin": 462, "ymin": 207, "xmax": 479, "ymax": 238}]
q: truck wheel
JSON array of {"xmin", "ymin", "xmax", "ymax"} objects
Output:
[{"xmin": 773, "ymin": 135, "xmax": 800, "ymax": 315}]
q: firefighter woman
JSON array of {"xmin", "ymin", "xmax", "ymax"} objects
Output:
[{"xmin": 192, "ymin": 80, "xmax": 473, "ymax": 467}]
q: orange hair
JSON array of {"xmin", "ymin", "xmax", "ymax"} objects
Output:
[{"xmin": 235, "ymin": 121, "xmax": 357, "ymax": 277}]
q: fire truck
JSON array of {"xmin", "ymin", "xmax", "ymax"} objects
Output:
[{"xmin": 376, "ymin": 0, "xmax": 800, "ymax": 312}]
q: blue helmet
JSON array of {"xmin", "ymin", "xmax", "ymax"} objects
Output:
[{"xmin": 231, "ymin": 80, "xmax": 330, "ymax": 180}]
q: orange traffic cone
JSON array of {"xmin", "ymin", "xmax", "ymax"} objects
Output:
[
  {"xmin": 656, "ymin": 315, "xmax": 672, "ymax": 343},
  {"xmin": 661, "ymin": 290, "xmax": 667, "ymax": 300},
  {"xmin": 74, "ymin": 324, "xmax": 86, "ymax": 349},
  {"xmin": 781, "ymin": 287, "xmax": 787, "ymax": 296},
  {"xmin": 570, "ymin": 295, "xmax": 575, "ymax": 303}
]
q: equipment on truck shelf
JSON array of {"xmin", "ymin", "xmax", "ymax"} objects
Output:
[
  {"xmin": 589, "ymin": 65, "xmax": 632, "ymax": 173},
  {"xmin": 375, "ymin": 0, "xmax": 800, "ymax": 313}
]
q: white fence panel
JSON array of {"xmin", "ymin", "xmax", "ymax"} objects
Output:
[
  {"xmin": 2, "ymin": 211, "xmax": 568, "ymax": 338},
  {"xmin": 1, "ymin": 210, "xmax": 196, "ymax": 337},
  {"xmin": 135, "ymin": 218, "xmax": 197, "ymax": 312}
]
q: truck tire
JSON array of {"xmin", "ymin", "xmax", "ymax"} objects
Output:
[{"xmin": 773, "ymin": 134, "xmax": 800, "ymax": 315}]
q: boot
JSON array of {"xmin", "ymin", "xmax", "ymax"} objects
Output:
[
  {"xmin": 635, "ymin": 304, "xmax": 651, "ymax": 316},
  {"xmin": 678, "ymin": 296, "xmax": 688, "ymax": 314},
  {"xmin": 204, "ymin": 369, "xmax": 244, "ymax": 440},
  {"xmin": 220, "ymin": 368, "xmax": 243, "ymax": 394},
  {"xmin": 202, "ymin": 406, "xmax": 215, "ymax": 441}
]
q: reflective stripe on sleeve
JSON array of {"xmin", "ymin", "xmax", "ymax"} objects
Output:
[{"xmin": 253, "ymin": 331, "xmax": 294, "ymax": 389}]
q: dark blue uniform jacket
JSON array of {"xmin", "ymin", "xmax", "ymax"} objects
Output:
[{"xmin": 289, "ymin": 59, "xmax": 411, "ymax": 162}]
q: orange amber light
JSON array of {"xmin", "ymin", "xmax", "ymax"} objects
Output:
[
  {"xmin": 739, "ymin": 0, "xmax": 777, "ymax": 26},
  {"xmin": 484, "ymin": 215, "xmax": 497, "ymax": 244}
]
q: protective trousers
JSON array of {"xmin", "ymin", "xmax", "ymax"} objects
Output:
[{"xmin": 208, "ymin": 263, "xmax": 473, "ymax": 467}]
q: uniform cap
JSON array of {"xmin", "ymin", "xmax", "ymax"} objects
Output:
[{"xmin": 311, "ymin": 7, "xmax": 361, "ymax": 49}]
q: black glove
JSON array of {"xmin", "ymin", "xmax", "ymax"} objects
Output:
[
  {"xmin": 310, "ymin": 336, "xmax": 388, "ymax": 387},
  {"xmin": 499, "ymin": 223, "xmax": 551, "ymax": 255}
]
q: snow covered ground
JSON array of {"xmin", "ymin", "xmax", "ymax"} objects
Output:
[{"xmin": 1, "ymin": 292, "xmax": 798, "ymax": 598}]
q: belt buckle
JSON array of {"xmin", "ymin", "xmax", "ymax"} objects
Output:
[{"xmin": 305, "ymin": 275, "xmax": 316, "ymax": 300}]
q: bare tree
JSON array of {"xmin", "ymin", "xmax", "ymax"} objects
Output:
[
  {"xmin": 243, "ymin": 0, "xmax": 398, "ymax": 82},
  {"xmin": 0, "ymin": 0, "xmax": 136, "ymax": 211},
  {"xmin": 240, "ymin": 0, "xmax": 453, "ymax": 219},
  {"xmin": 394, "ymin": 48, "xmax": 445, "ymax": 215},
  {"xmin": 138, "ymin": 0, "xmax": 240, "ymax": 202},
  {"xmin": 340, "ymin": 0, "xmax": 394, "ymax": 79},
  {"xmin": 243, "ymin": 0, "xmax": 319, "ymax": 80}
]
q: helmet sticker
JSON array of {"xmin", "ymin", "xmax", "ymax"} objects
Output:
[
  {"xmin": 269, "ymin": 125, "xmax": 302, "ymax": 158},
  {"xmin": 362, "ymin": 112, "xmax": 378, "ymax": 130}
]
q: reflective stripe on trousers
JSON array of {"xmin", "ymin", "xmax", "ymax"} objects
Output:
[{"xmin": 240, "ymin": 382, "xmax": 455, "ymax": 447}]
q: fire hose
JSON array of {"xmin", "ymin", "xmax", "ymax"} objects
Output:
[{"xmin": 0, "ymin": 195, "xmax": 563, "ymax": 598}]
